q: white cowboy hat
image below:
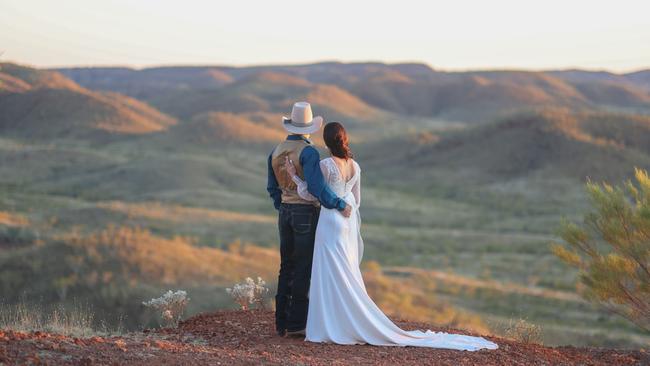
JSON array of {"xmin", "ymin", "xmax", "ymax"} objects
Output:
[{"xmin": 282, "ymin": 102, "xmax": 323, "ymax": 134}]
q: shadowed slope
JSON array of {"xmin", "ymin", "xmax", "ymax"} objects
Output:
[
  {"xmin": 377, "ymin": 109, "xmax": 650, "ymax": 184},
  {"xmin": 625, "ymin": 70, "xmax": 650, "ymax": 91},
  {"xmin": 573, "ymin": 81, "xmax": 650, "ymax": 108}
]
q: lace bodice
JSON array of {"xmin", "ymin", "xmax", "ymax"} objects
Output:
[
  {"xmin": 291, "ymin": 157, "xmax": 361, "ymax": 208},
  {"xmin": 320, "ymin": 158, "xmax": 360, "ymax": 198}
]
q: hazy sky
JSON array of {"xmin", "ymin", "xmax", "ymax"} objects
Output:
[{"xmin": 1, "ymin": 0, "xmax": 649, "ymax": 72}]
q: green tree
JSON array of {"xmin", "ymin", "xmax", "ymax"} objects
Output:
[{"xmin": 552, "ymin": 168, "xmax": 650, "ymax": 331}]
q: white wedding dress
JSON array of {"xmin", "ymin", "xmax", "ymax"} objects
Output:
[{"xmin": 291, "ymin": 157, "xmax": 498, "ymax": 351}]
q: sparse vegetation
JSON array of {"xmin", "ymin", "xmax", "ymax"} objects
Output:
[
  {"xmin": 0, "ymin": 225, "xmax": 279, "ymax": 330},
  {"xmin": 0, "ymin": 302, "xmax": 117, "ymax": 337}
]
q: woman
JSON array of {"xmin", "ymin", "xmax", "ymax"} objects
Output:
[{"xmin": 285, "ymin": 122, "xmax": 498, "ymax": 351}]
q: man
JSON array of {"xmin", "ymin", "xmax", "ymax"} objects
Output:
[{"xmin": 267, "ymin": 101, "xmax": 352, "ymax": 337}]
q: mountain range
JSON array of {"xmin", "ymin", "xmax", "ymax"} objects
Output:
[{"xmin": 54, "ymin": 62, "xmax": 650, "ymax": 122}]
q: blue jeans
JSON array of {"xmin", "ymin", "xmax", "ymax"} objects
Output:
[{"xmin": 275, "ymin": 203, "xmax": 320, "ymax": 332}]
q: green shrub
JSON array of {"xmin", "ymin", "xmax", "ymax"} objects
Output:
[{"xmin": 552, "ymin": 168, "xmax": 650, "ymax": 331}]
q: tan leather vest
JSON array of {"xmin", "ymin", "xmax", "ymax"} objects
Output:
[{"xmin": 271, "ymin": 139, "xmax": 320, "ymax": 206}]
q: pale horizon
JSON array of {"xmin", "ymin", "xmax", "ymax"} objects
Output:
[
  {"xmin": 6, "ymin": 58, "xmax": 650, "ymax": 75},
  {"xmin": 2, "ymin": 0, "xmax": 649, "ymax": 73}
]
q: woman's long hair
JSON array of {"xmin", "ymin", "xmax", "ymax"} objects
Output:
[{"xmin": 323, "ymin": 122, "xmax": 353, "ymax": 160}]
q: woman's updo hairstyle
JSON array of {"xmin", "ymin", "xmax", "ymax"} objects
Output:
[{"xmin": 323, "ymin": 122, "xmax": 353, "ymax": 160}]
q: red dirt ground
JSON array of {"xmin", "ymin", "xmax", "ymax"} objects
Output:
[{"xmin": 1, "ymin": 310, "xmax": 647, "ymax": 365}]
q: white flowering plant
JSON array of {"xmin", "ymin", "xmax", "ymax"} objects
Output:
[
  {"xmin": 226, "ymin": 277, "xmax": 270, "ymax": 310},
  {"xmin": 142, "ymin": 290, "xmax": 189, "ymax": 328}
]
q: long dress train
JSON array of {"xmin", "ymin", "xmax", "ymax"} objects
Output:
[{"xmin": 292, "ymin": 157, "xmax": 498, "ymax": 351}]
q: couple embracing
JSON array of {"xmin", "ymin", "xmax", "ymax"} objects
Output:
[{"xmin": 267, "ymin": 102, "xmax": 497, "ymax": 351}]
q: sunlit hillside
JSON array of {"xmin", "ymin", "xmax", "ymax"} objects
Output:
[{"xmin": 0, "ymin": 64, "xmax": 177, "ymax": 140}]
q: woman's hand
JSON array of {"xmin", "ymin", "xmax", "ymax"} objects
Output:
[
  {"xmin": 284, "ymin": 156, "xmax": 297, "ymax": 177},
  {"xmin": 341, "ymin": 204, "xmax": 352, "ymax": 218}
]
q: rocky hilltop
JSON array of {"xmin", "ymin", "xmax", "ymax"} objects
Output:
[{"xmin": 1, "ymin": 310, "xmax": 647, "ymax": 365}]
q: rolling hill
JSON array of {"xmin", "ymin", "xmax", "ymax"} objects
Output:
[
  {"xmin": 377, "ymin": 109, "xmax": 650, "ymax": 185},
  {"xmin": 0, "ymin": 88, "xmax": 177, "ymax": 139},
  {"xmin": 2, "ymin": 63, "xmax": 84, "ymax": 91},
  {"xmin": 0, "ymin": 63, "xmax": 177, "ymax": 140},
  {"xmin": 0, "ymin": 73, "xmax": 31, "ymax": 94},
  {"xmin": 353, "ymin": 72, "xmax": 590, "ymax": 122},
  {"xmin": 143, "ymin": 70, "xmax": 387, "ymax": 124}
]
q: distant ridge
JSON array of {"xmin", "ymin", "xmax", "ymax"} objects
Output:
[
  {"xmin": 53, "ymin": 61, "xmax": 650, "ymax": 123},
  {"xmin": 392, "ymin": 108, "xmax": 650, "ymax": 182}
]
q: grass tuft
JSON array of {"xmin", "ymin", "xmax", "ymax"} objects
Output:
[{"xmin": 0, "ymin": 302, "xmax": 121, "ymax": 337}]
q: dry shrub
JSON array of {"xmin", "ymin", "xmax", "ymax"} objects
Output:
[{"xmin": 498, "ymin": 318, "xmax": 543, "ymax": 344}]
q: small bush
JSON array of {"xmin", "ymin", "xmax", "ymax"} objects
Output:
[
  {"xmin": 226, "ymin": 277, "xmax": 269, "ymax": 310},
  {"xmin": 499, "ymin": 318, "xmax": 543, "ymax": 344},
  {"xmin": 142, "ymin": 290, "xmax": 189, "ymax": 328}
]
